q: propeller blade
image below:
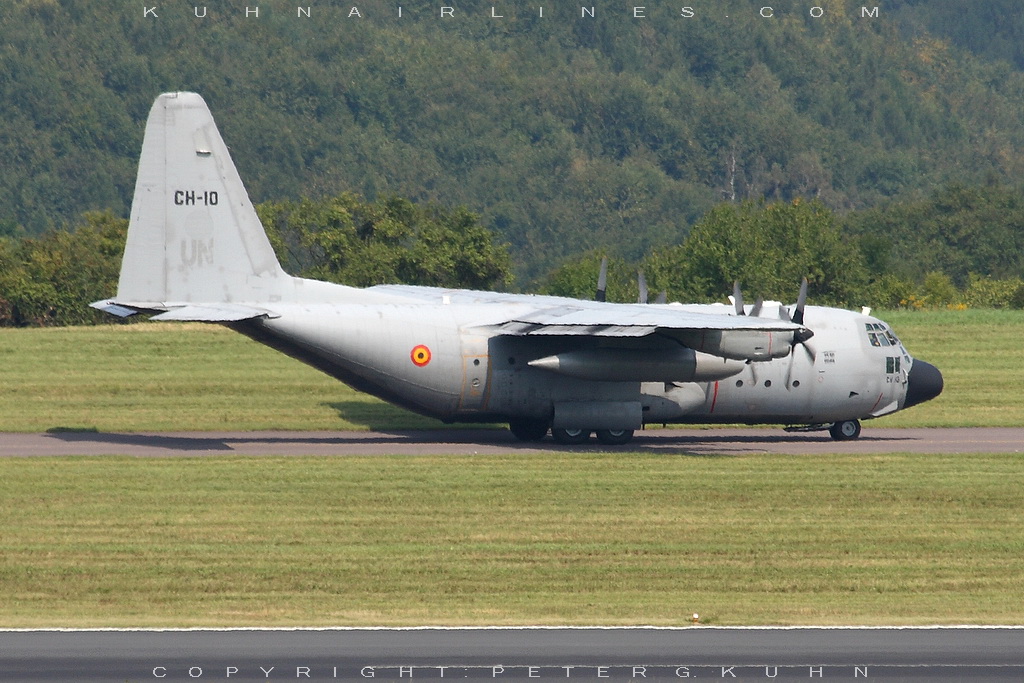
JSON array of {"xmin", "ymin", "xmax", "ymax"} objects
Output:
[
  {"xmin": 595, "ymin": 256, "xmax": 608, "ymax": 302},
  {"xmin": 750, "ymin": 297, "xmax": 764, "ymax": 318},
  {"xmin": 785, "ymin": 339, "xmax": 816, "ymax": 391},
  {"xmin": 792, "ymin": 277, "xmax": 808, "ymax": 325},
  {"xmin": 637, "ymin": 270, "xmax": 649, "ymax": 305},
  {"xmin": 803, "ymin": 340, "xmax": 816, "ymax": 362},
  {"xmin": 784, "ymin": 350, "xmax": 796, "ymax": 390},
  {"xmin": 733, "ymin": 281, "xmax": 744, "ymax": 315}
]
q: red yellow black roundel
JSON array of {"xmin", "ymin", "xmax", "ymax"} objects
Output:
[{"xmin": 410, "ymin": 345, "xmax": 432, "ymax": 367}]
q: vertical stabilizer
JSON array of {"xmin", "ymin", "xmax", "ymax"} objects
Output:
[{"xmin": 117, "ymin": 92, "xmax": 287, "ymax": 305}]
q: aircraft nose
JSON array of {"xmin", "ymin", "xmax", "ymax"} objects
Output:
[{"xmin": 905, "ymin": 359, "xmax": 943, "ymax": 408}]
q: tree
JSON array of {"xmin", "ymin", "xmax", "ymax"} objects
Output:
[
  {"xmin": 643, "ymin": 200, "xmax": 869, "ymax": 306},
  {"xmin": 257, "ymin": 193, "xmax": 512, "ymax": 290},
  {"xmin": 539, "ymin": 252, "xmax": 639, "ymax": 302},
  {"xmin": 0, "ymin": 211, "xmax": 127, "ymax": 326}
]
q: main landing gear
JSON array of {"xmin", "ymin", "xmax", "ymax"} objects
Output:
[
  {"xmin": 508, "ymin": 417, "xmax": 549, "ymax": 442},
  {"xmin": 508, "ymin": 420, "xmax": 636, "ymax": 446},
  {"xmin": 551, "ymin": 427, "xmax": 636, "ymax": 445}
]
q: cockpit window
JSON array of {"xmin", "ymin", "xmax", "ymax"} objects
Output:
[{"xmin": 866, "ymin": 322, "xmax": 901, "ymax": 348}]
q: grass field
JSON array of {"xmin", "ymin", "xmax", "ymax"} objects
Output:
[
  {"xmin": 2, "ymin": 452, "xmax": 1023, "ymax": 627},
  {"xmin": 1, "ymin": 308, "xmax": 1022, "ymax": 431},
  {"xmin": 1, "ymin": 310, "xmax": 1022, "ymax": 627}
]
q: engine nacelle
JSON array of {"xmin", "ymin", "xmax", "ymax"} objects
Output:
[
  {"xmin": 674, "ymin": 329, "xmax": 798, "ymax": 361},
  {"xmin": 528, "ymin": 347, "xmax": 744, "ymax": 382}
]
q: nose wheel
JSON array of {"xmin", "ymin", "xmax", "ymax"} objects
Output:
[{"xmin": 829, "ymin": 420, "xmax": 861, "ymax": 441}]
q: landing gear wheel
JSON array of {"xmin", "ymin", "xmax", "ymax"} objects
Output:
[
  {"xmin": 595, "ymin": 429, "xmax": 635, "ymax": 445},
  {"xmin": 829, "ymin": 420, "xmax": 861, "ymax": 441},
  {"xmin": 552, "ymin": 427, "xmax": 591, "ymax": 445},
  {"xmin": 508, "ymin": 418, "xmax": 549, "ymax": 442}
]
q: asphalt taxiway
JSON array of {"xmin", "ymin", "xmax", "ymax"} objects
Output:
[
  {"xmin": 1, "ymin": 427, "xmax": 1021, "ymax": 457},
  {"xmin": 2, "ymin": 627, "xmax": 1024, "ymax": 681}
]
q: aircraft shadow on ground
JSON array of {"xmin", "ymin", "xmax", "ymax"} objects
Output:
[
  {"xmin": 322, "ymin": 400, "xmax": 500, "ymax": 432},
  {"xmin": 41, "ymin": 425, "xmax": 914, "ymax": 456}
]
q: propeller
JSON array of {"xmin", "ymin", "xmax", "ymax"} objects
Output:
[
  {"xmin": 595, "ymin": 256, "xmax": 608, "ymax": 302},
  {"xmin": 782, "ymin": 278, "xmax": 815, "ymax": 390},
  {"xmin": 730, "ymin": 279, "xmax": 816, "ymax": 390},
  {"xmin": 729, "ymin": 278, "xmax": 815, "ymax": 389},
  {"xmin": 731, "ymin": 281, "xmax": 762, "ymax": 317},
  {"xmin": 635, "ymin": 270, "xmax": 668, "ymax": 304}
]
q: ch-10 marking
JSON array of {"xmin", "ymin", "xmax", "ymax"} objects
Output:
[{"xmin": 173, "ymin": 190, "xmax": 219, "ymax": 206}]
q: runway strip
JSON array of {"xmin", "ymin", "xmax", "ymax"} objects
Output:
[
  {"xmin": 2, "ymin": 627, "xmax": 1024, "ymax": 681},
  {"xmin": 0, "ymin": 427, "xmax": 1021, "ymax": 457}
]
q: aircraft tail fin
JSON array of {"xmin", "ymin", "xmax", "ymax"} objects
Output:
[{"xmin": 115, "ymin": 92, "xmax": 287, "ymax": 307}]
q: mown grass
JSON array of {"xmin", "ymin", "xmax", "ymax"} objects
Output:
[
  {"xmin": 2, "ymin": 312, "xmax": 1023, "ymax": 628},
  {"xmin": 0, "ymin": 323, "xmax": 438, "ymax": 432},
  {"xmin": 2, "ymin": 452, "xmax": 1023, "ymax": 627},
  {"xmin": 880, "ymin": 308, "xmax": 1024, "ymax": 427},
  {"xmin": 0, "ymin": 308, "xmax": 1022, "ymax": 431}
]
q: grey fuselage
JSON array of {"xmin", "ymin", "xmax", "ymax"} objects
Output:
[{"xmin": 232, "ymin": 280, "xmax": 927, "ymax": 429}]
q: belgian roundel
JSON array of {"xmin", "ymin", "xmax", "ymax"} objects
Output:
[{"xmin": 411, "ymin": 345, "xmax": 432, "ymax": 367}]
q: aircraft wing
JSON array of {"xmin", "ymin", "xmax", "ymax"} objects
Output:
[
  {"xmin": 487, "ymin": 303, "xmax": 808, "ymax": 361},
  {"xmin": 493, "ymin": 303, "xmax": 792, "ymax": 335}
]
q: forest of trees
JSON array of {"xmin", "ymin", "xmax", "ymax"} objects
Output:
[
  {"xmin": 4, "ymin": 187, "xmax": 1023, "ymax": 327},
  {"xmin": 3, "ymin": 1, "xmax": 1024, "ymax": 324}
]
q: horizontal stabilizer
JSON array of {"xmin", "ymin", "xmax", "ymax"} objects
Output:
[
  {"xmin": 149, "ymin": 304, "xmax": 279, "ymax": 322},
  {"xmin": 89, "ymin": 301, "xmax": 141, "ymax": 318}
]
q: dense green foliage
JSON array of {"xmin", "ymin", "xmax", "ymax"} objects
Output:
[
  {"xmin": 5, "ymin": 1, "xmax": 1024, "ymax": 282},
  {"xmin": 643, "ymin": 199, "xmax": 867, "ymax": 305},
  {"xmin": 891, "ymin": 0, "xmax": 1024, "ymax": 70},
  {"xmin": 258, "ymin": 193, "xmax": 511, "ymax": 289},
  {"xmin": 544, "ymin": 194, "xmax": 1024, "ymax": 309},
  {"xmin": 0, "ymin": 194, "xmax": 509, "ymax": 326},
  {"xmin": 5, "ymin": 185, "xmax": 1024, "ymax": 327},
  {"xmin": 842, "ymin": 184, "xmax": 1024, "ymax": 287},
  {"xmin": 0, "ymin": 212, "xmax": 126, "ymax": 327}
]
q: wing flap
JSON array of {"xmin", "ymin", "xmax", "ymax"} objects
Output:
[{"xmin": 496, "ymin": 322, "xmax": 656, "ymax": 337}]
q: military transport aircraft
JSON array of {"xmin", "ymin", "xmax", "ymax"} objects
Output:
[{"xmin": 93, "ymin": 92, "xmax": 944, "ymax": 445}]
